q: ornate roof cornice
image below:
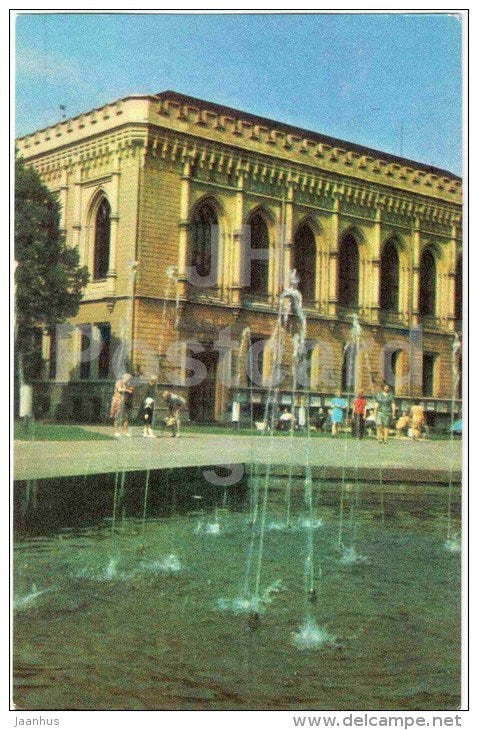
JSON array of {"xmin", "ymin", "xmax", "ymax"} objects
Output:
[{"xmin": 16, "ymin": 91, "xmax": 461, "ymax": 207}]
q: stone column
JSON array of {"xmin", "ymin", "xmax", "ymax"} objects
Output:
[
  {"xmin": 72, "ymin": 167, "xmax": 83, "ymax": 262},
  {"xmin": 399, "ymin": 252, "xmax": 410, "ymax": 321},
  {"xmin": 231, "ymin": 173, "xmax": 245, "ymax": 305},
  {"xmin": 411, "ymin": 216, "xmax": 421, "ymax": 327},
  {"xmin": 283, "ymin": 184, "xmax": 294, "ymax": 291},
  {"xmin": 447, "ymin": 224, "xmax": 458, "ymax": 331},
  {"xmin": 369, "ymin": 207, "xmax": 381, "ymax": 323},
  {"xmin": 55, "ymin": 326, "xmax": 76, "ymax": 383},
  {"xmin": 41, "ymin": 327, "xmax": 50, "ymax": 379},
  {"xmin": 327, "ymin": 197, "xmax": 339, "ymax": 316},
  {"xmin": 58, "ymin": 169, "xmax": 68, "ymax": 235},
  {"xmin": 107, "ymin": 160, "xmax": 120, "ymax": 296},
  {"xmin": 177, "ymin": 160, "xmax": 192, "ymax": 299}
]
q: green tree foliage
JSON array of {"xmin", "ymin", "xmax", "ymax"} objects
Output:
[{"xmin": 15, "ymin": 156, "xmax": 89, "ymax": 379}]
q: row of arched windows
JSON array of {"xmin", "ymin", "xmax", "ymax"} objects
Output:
[{"xmin": 90, "ymin": 195, "xmax": 462, "ymax": 321}]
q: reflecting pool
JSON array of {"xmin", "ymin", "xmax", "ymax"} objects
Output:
[{"xmin": 13, "ymin": 479, "xmax": 461, "ymax": 710}]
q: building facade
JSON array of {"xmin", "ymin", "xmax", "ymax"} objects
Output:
[{"xmin": 16, "ymin": 91, "xmax": 463, "ymax": 424}]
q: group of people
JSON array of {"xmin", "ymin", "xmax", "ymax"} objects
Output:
[
  {"xmin": 110, "ymin": 375, "xmax": 428, "ymax": 443},
  {"xmin": 109, "ymin": 374, "xmax": 186, "ymax": 439},
  {"xmin": 330, "ymin": 385, "xmax": 427, "ymax": 443}
]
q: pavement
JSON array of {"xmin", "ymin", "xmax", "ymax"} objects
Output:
[{"xmin": 14, "ymin": 428, "xmax": 463, "ymax": 483}]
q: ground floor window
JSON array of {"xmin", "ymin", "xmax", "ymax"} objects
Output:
[
  {"xmin": 422, "ymin": 353, "xmax": 436, "ymax": 397},
  {"xmin": 97, "ymin": 323, "xmax": 111, "ymax": 379},
  {"xmin": 79, "ymin": 325, "xmax": 92, "ymax": 380},
  {"xmin": 48, "ymin": 329, "xmax": 57, "ymax": 380},
  {"xmin": 341, "ymin": 343, "xmax": 357, "ymax": 393}
]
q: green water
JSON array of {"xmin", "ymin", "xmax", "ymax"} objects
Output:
[{"xmin": 13, "ymin": 481, "xmax": 461, "ymax": 711}]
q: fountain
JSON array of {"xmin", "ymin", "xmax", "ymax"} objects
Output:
[{"xmin": 445, "ymin": 332, "xmax": 461, "ymax": 552}]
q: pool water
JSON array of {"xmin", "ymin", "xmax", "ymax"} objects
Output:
[{"xmin": 13, "ymin": 479, "xmax": 461, "ymax": 711}]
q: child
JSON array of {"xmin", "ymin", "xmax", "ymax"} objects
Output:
[
  {"xmin": 409, "ymin": 400, "xmax": 425, "ymax": 440},
  {"xmin": 142, "ymin": 397, "xmax": 156, "ymax": 438},
  {"xmin": 395, "ymin": 411, "xmax": 410, "ymax": 438}
]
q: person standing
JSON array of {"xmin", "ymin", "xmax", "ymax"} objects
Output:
[
  {"xmin": 121, "ymin": 377, "xmax": 135, "ymax": 437},
  {"xmin": 162, "ymin": 390, "xmax": 186, "ymax": 438},
  {"xmin": 330, "ymin": 392, "xmax": 347, "ymax": 437},
  {"xmin": 110, "ymin": 373, "xmax": 133, "ymax": 439},
  {"xmin": 374, "ymin": 384, "xmax": 396, "ymax": 443},
  {"xmin": 352, "ymin": 390, "xmax": 367, "ymax": 439},
  {"xmin": 409, "ymin": 399, "xmax": 425, "ymax": 440}
]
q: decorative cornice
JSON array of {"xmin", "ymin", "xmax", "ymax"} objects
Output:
[{"xmin": 17, "ymin": 92, "xmax": 461, "ymax": 207}]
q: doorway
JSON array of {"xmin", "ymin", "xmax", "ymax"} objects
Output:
[{"xmin": 188, "ymin": 349, "xmax": 219, "ymax": 423}]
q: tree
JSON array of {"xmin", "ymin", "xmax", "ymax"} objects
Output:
[{"xmin": 15, "ymin": 156, "xmax": 89, "ymax": 381}]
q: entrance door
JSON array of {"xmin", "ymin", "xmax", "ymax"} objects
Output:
[{"xmin": 188, "ymin": 350, "xmax": 218, "ymax": 423}]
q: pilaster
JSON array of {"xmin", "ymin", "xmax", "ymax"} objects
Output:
[
  {"xmin": 231, "ymin": 173, "xmax": 245, "ymax": 305},
  {"xmin": 107, "ymin": 159, "xmax": 120, "ymax": 295},
  {"xmin": 411, "ymin": 216, "xmax": 421, "ymax": 327},
  {"xmin": 283, "ymin": 183, "xmax": 294, "ymax": 291},
  {"xmin": 327, "ymin": 196, "xmax": 339, "ymax": 316},
  {"xmin": 369, "ymin": 206, "xmax": 381, "ymax": 323},
  {"xmin": 177, "ymin": 160, "xmax": 192, "ymax": 299}
]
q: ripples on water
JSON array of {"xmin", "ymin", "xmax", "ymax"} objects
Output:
[{"xmin": 13, "ymin": 481, "xmax": 461, "ymax": 711}]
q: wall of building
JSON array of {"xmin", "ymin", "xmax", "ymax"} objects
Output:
[{"xmin": 16, "ymin": 93, "xmax": 462, "ymax": 423}]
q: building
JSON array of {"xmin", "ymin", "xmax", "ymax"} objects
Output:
[{"xmin": 16, "ymin": 91, "xmax": 463, "ymax": 424}]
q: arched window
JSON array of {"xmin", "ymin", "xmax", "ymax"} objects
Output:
[
  {"xmin": 380, "ymin": 239, "xmax": 400, "ymax": 312},
  {"xmin": 338, "ymin": 234, "xmax": 359, "ymax": 308},
  {"xmin": 248, "ymin": 212, "xmax": 269, "ymax": 296},
  {"xmin": 419, "ymin": 249, "xmax": 437, "ymax": 317},
  {"xmin": 191, "ymin": 202, "xmax": 218, "ymax": 279},
  {"xmin": 341, "ymin": 343, "xmax": 357, "ymax": 392},
  {"xmin": 93, "ymin": 198, "xmax": 111, "ymax": 280},
  {"xmin": 294, "ymin": 224, "xmax": 316, "ymax": 302},
  {"xmin": 455, "ymin": 255, "xmax": 462, "ymax": 322}
]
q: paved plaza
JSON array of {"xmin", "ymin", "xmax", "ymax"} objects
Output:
[{"xmin": 14, "ymin": 429, "xmax": 462, "ymax": 483}]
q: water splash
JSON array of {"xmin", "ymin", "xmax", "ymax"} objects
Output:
[
  {"xmin": 217, "ymin": 579, "xmax": 282, "ymax": 615},
  {"xmin": 13, "ymin": 584, "xmax": 53, "ymax": 612},
  {"xmin": 267, "ymin": 521, "xmax": 297, "ymax": 532},
  {"xmin": 444, "ymin": 534, "xmax": 461, "ymax": 553},
  {"xmin": 339, "ymin": 545, "xmax": 367, "ymax": 566},
  {"xmin": 204, "ymin": 522, "xmax": 221, "ymax": 535},
  {"xmin": 195, "ymin": 508, "xmax": 221, "ymax": 534},
  {"xmin": 293, "ymin": 616, "xmax": 336, "ymax": 650},
  {"xmin": 140, "ymin": 554, "xmax": 182, "ymax": 574},
  {"xmin": 105, "ymin": 557, "xmax": 118, "ymax": 580},
  {"xmin": 300, "ymin": 517, "xmax": 324, "ymax": 530}
]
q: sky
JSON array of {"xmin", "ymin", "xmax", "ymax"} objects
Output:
[{"xmin": 14, "ymin": 11, "xmax": 463, "ymax": 175}]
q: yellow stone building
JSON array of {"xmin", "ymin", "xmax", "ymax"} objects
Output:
[{"xmin": 16, "ymin": 91, "xmax": 462, "ymax": 424}]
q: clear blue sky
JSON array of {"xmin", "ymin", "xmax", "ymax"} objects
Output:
[{"xmin": 15, "ymin": 12, "xmax": 463, "ymax": 174}]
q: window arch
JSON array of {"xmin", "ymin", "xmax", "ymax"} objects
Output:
[
  {"xmin": 419, "ymin": 249, "xmax": 437, "ymax": 317},
  {"xmin": 248, "ymin": 211, "xmax": 269, "ymax": 296},
  {"xmin": 93, "ymin": 198, "xmax": 111, "ymax": 280},
  {"xmin": 294, "ymin": 224, "xmax": 316, "ymax": 302},
  {"xmin": 380, "ymin": 239, "xmax": 400, "ymax": 312},
  {"xmin": 191, "ymin": 201, "xmax": 218, "ymax": 279},
  {"xmin": 338, "ymin": 234, "xmax": 359, "ymax": 308}
]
